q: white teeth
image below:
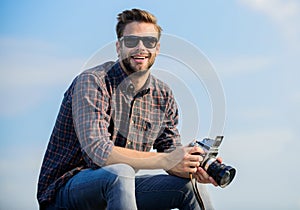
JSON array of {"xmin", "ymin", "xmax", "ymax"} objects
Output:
[
  {"xmin": 133, "ymin": 56, "xmax": 146, "ymax": 59},
  {"xmin": 132, "ymin": 54, "xmax": 148, "ymax": 59}
]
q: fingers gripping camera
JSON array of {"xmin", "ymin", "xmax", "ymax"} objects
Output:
[{"xmin": 189, "ymin": 136, "xmax": 236, "ymax": 188}]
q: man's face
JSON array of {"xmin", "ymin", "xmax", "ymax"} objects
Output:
[{"xmin": 116, "ymin": 22, "xmax": 160, "ymax": 74}]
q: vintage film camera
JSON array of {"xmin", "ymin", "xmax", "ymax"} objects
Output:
[{"xmin": 190, "ymin": 136, "xmax": 236, "ymax": 188}]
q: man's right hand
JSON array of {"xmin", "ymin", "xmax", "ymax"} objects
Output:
[{"xmin": 165, "ymin": 146, "xmax": 204, "ymax": 178}]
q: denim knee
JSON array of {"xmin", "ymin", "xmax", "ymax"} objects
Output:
[
  {"xmin": 178, "ymin": 180, "xmax": 200, "ymax": 209},
  {"xmin": 103, "ymin": 163, "xmax": 136, "ymax": 179},
  {"xmin": 104, "ymin": 164, "xmax": 137, "ymax": 209}
]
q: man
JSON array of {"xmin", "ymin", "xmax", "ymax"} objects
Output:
[{"xmin": 37, "ymin": 8, "xmax": 218, "ymax": 210}]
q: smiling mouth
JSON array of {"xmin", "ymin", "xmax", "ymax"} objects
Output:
[{"xmin": 131, "ymin": 55, "xmax": 149, "ymax": 61}]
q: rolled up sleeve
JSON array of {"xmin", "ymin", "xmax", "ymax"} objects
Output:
[{"xmin": 72, "ymin": 72, "xmax": 113, "ymax": 167}]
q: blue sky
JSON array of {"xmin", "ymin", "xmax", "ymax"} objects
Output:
[{"xmin": 1, "ymin": 0, "xmax": 300, "ymax": 209}]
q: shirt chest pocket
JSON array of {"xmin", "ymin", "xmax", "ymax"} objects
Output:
[
  {"xmin": 132, "ymin": 115, "xmax": 163, "ymax": 143},
  {"xmin": 130, "ymin": 118, "xmax": 162, "ymax": 151}
]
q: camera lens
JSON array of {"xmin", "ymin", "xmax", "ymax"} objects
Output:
[
  {"xmin": 219, "ymin": 170, "xmax": 231, "ymax": 186},
  {"xmin": 206, "ymin": 159, "xmax": 236, "ymax": 188}
]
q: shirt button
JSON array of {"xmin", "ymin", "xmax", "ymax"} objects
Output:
[{"xmin": 127, "ymin": 84, "xmax": 135, "ymax": 94}]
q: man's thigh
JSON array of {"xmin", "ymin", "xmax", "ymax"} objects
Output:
[
  {"xmin": 48, "ymin": 164, "xmax": 136, "ymax": 210},
  {"xmin": 135, "ymin": 174, "xmax": 196, "ymax": 210}
]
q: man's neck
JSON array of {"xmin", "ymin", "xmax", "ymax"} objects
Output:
[{"xmin": 120, "ymin": 62, "xmax": 150, "ymax": 92}]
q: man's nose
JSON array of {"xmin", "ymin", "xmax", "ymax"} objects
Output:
[{"xmin": 136, "ymin": 40, "xmax": 146, "ymax": 50}]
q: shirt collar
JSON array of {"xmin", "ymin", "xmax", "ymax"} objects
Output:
[{"xmin": 114, "ymin": 61, "xmax": 151, "ymax": 97}]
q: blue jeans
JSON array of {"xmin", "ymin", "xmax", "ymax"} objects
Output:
[{"xmin": 46, "ymin": 164, "xmax": 201, "ymax": 210}]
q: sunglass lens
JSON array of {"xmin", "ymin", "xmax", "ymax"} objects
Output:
[
  {"xmin": 122, "ymin": 36, "xmax": 158, "ymax": 48},
  {"xmin": 124, "ymin": 36, "xmax": 139, "ymax": 48},
  {"xmin": 143, "ymin": 37, "xmax": 157, "ymax": 48}
]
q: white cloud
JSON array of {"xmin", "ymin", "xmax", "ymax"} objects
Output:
[
  {"xmin": 214, "ymin": 55, "xmax": 273, "ymax": 78},
  {"xmin": 0, "ymin": 146, "xmax": 44, "ymax": 210},
  {"xmin": 238, "ymin": 0, "xmax": 300, "ymax": 48},
  {"xmin": 226, "ymin": 128, "xmax": 295, "ymax": 160},
  {"xmin": 240, "ymin": 0, "xmax": 299, "ymax": 20},
  {"xmin": 0, "ymin": 37, "xmax": 85, "ymax": 116},
  {"xmin": 0, "ymin": 37, "xmax": 84, "ymax": 87},
  {"xmin": 234, "ymin": 106, "xmax": 277, "ymax": 122},
  {"xmin": 208, "ymin": 127, "xmax": 300, "ymax": 210}
]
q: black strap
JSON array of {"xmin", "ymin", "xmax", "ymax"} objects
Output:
[{"xmin": 189, "ymin": 173, "xmax": 205, "ymax": 210}]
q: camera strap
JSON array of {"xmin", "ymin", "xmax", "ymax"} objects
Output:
[{"xmin": 189, "ymin": 173, "xmax": 205, "ymax": 210}]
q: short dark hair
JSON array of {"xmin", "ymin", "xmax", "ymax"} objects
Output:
[{"xmin": 116, "ymin": 8, "xmax": 162, "ymax": 39}]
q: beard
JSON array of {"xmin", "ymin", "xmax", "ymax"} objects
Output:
[{"xmin": 120, "ymin": 51, "xmax": 155, "ymax": 75}]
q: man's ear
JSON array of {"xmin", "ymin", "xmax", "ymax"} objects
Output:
[
  {"xmin": 155, "ymin": 42, "xmax": 160, "ymax": 55},
  {"xmin": 116, "ymin": 41, "xmax": 121, "ymax": 57}
]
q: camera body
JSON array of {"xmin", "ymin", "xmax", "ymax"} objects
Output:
[{"xmin": 190, "ymin": 136, "xmax": 236, "ymax": 188}]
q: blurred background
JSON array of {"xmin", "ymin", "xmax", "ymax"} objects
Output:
[{"xmin": 1, "ymin": 0, "xmax": 300, "ymax": 209}]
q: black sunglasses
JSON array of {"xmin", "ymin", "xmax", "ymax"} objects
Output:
[{"xmin": 119, "ymin": 35, "xmax": 158, "ymax": 49}]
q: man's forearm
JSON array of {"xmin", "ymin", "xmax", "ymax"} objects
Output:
[{"xmin": 105, "ymin": 146, "xmax": 169, "ymax": 170}]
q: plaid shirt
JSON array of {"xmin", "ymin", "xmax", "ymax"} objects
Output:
[{"xmin": 37, "ymin": 61, "xmax": 181, "ymax": 206}]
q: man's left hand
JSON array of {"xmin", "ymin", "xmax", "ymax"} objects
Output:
[
  {"xmin": 193, "ymin": 167, "xmax": 218, "ymax": 186},
  {"xmin": 193, "ymin": 157, "xmax": 222, "ymax": 187}
]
